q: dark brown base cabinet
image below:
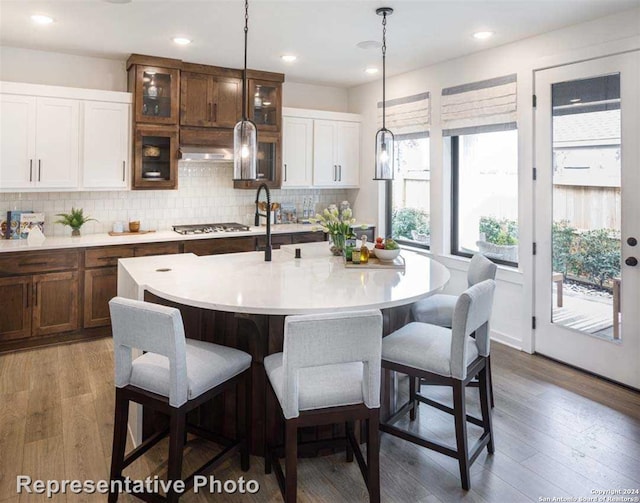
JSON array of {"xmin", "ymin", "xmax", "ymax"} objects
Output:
[
  {"xmin": 0, "ymin": 232, "xmax": 325, "ymax": 352},
  {"xmin": 84, "ymin": 267, "xmax": 117, "ymax": 329}
]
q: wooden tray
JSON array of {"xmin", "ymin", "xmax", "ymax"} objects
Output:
[
  {"xmin": 108, "ymin": 230, "xmax": 156, "ymax": 236},
  {"xmin": 344, "ymin": 255, "xmax": 405, "ymax": 270}
]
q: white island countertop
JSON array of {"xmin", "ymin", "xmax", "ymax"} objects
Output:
[
  {"xmin": 0, "ymin": 224, "xmax": 333, "ymax": 254},
  {"xmin": 117, "ymin": 241, "xmax": 450, "ymax": 315}
]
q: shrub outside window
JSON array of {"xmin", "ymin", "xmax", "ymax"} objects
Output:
[{"xmin": 388, "ymin": 134, "xmax": 430, "ymax": 248}]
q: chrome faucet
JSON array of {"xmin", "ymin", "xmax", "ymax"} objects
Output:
[{"xmin": 255, "ymin": 183, "xmax": 272, "ymax": 261}]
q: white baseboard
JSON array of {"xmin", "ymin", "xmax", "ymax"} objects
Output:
[{"xmin": 491, "ymin": 329, "xmax": 522, "ymax": 350}]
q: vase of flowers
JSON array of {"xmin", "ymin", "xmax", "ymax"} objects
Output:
[{"xmin": 310, "ymin": 206, "xmax": 356, "ymax": 256}]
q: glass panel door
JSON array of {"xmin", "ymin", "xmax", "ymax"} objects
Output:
[{"xmin": 534, "ymin": 52, "xmax": 640, "ymax": 388}]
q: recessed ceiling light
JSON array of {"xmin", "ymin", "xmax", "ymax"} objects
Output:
[
  {"xmin": 173, "ymin": 37, "xmax": 192, "ymax": 46},
  {"xmin": 570, "ymin": 98, "xmax": 582, "ymax": 103},
  {"xmin": 31, "ymin": 14, "xmax": 54, "ymax": 25},
  {"xmin": 365, "ymin": 67, "xmax": 379, "ymax": 75},
  {"xmin": 473, "ymin": 31, "xmax": 494, "ymax": 40},
  {"xmin": 281, "ymin": 54, "xmax": 297, "ymax": 63},
  {"xmin": 357, "ymin": 40, "xmax": 382, "ymax": 50}
]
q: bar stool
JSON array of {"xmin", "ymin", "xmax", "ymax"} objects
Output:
[
  {"xmin": 108, "ymin": 297, "xmax": 252, "ymax": 503},
  {"xmin": 381, "ymin": 280, "xmax": 496, "ymax": 490},
  {"xmin": 411, "ymin": 253, "xmax": 497, "ymax": 407},
  {"xmin": 263, "ymin": 310, "xmax": 383, "ymax": 503}
]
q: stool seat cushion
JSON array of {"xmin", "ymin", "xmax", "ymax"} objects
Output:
[
  {"xmin": 382, "ymin": 322, "xmax": 478, "ymax": 377},
  {"xmin": 130, "ymin": 339, "xmax": 251, "ymax": 402},
  {"xmin": 411, "ymin": 294, "xmax": 457, "ymax": 328},
  {"xmin": 264, "ymin": 353, "xmax": 364, "ymax": 412}
]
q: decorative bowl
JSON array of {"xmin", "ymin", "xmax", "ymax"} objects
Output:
[
  {"xmin": 374, "ymin": 248, "xmax": 400, "ymax": 262},
  {"xmin": 142, "ymin": 145, "xmax": 161, "ymax": 157}
]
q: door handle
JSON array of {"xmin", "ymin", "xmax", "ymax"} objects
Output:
[
  {"xmin": 625, "ymin": 257, "xmax": 638, "ymax": 267},
  {"xmin": 339, "ymin": 165, "xmax": 342, "ymax": 181},
  {"xmin": 284, "ymin": 163, "xmax": 287, "ymax": 181},
  {"xmin": 122, "ymin": 161, "xmax": 126, "ymax": 181},
  {"xmin": 33, "ymin": 282, "xmax": 38, "ymax": 307},
  {"xmin": 627, "ymin": 237, "xmax": 638, "ymax": 246},
  {"xmin": 25, "ymin": 285, "xmax": 29, "ymax": 309},
  {"xmin": 333, "ymin": 165, "xmax": 337, "ymax": 181},
  {"xmin": 29, "ymin": 159, "xmax": 33, "ymax": 182},
  {"xmin": 38, "ymin": 160, "xmax": 42, "ymax": 182},
  {"xmin": 213, "ymin": 103, "xmax": 217, "ymax": 122}
]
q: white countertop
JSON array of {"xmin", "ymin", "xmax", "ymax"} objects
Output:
[
  {"xmin": 0, "ymin": 224, "xmax": 323, "ymax": 253},
  {"xmin": 117, "ymin": 241, "xmax": 450, "ymax": 315}
]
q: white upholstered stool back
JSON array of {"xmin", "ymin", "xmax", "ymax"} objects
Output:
[{"xmin": 279, "ymin": 310, "xmax": 382, "ymax": 419}]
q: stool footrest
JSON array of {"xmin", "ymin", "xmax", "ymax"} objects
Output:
[{"xmin": 122, "ymin": 428, "xmax": 169, "ymax": 469}]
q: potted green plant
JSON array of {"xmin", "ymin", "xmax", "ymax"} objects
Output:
[
  {"xmin": 55, "ymin": 207, "xmax": 97, "ymax": 237},
  {"xmin": 477, "ymin": 216, "xmax": 518, "ymax": 262}
]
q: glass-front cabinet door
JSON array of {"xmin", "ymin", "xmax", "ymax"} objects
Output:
[
  {"xmin": 234, "ymin": 132, "xmax": 281, "ymax": 189},
  {"xmin": 133, "ymin": 126, "xmax": 178, "ymax": 189},
  {"xmin": 248, "ymin": 79, "xmax": 281, "ymax": 131},
  {"xmin": 135, "ymin": 66, "xmax": 179, "ymax": 125}
]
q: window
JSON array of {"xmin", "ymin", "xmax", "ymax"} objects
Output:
[
  {"xmin": 452, "ymin": 129, "xmax": 518, "ymax": 265},
  {"xmin": 387, "ymin": 134, "xmax": 430, "ymax": 247}
]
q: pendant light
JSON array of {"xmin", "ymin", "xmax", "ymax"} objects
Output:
[
  {"xmin": 233, "ymin": 0, "xmax": 258, "ymax": 180},
  {"xmin": 373, "ymin": 7, "xmax": 395, "ymax": 181}
]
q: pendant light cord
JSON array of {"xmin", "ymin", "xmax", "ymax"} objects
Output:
[
  {"xmin": 242, "ymin": 0, "xmax": 249, "ymax": 121},
  {"xmin": 382, "ymin": 11, "xmax": 387, "ymax": 130}
]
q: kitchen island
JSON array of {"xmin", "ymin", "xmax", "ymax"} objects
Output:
[{"xmin": 118, "ymin": 242, "xmax": 450, "ymax": 454}]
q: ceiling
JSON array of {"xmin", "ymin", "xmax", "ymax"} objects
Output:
[{"xmin": 1, "ymin": 0, "xmax": 638, "ymax": 88}]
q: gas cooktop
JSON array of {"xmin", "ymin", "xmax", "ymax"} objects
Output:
[{"xmin": 172, "ymin": 223, "xmax": 251, "ymax": 235}]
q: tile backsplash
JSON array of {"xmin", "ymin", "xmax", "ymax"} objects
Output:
[{"xmin": 1, "ymin": 162, "xmax": 357, "ymax": 237}]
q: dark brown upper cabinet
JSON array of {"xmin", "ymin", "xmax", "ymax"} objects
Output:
[
  {"xmin": 180, "ymin": 72, "xmax": 241, "ymax": 128},
  {"xmin": 132, "ymin": 65, "xmax": 180, "ymax": 125},
  {"xmin": 248, "ymin": 78, "xmax": 282, "ymax": 132}
]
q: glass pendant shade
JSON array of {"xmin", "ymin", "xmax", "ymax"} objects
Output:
[
  {"xmin": 233, "ymin": 119, "xmax": 257, "ymax": 180},
  {"xmin": 374, "ymin": 127, "xmax": 395, "ymax": 180}
]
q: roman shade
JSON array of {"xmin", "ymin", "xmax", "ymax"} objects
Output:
[
  {"xmin": 377, "ymin": 91, "xmax": 431, "ymax": 137},
  {"xmin": 441, "ymin": 74, "xmax": 517, "ymax": 136}
]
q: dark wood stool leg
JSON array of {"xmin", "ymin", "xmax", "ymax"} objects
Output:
[
  {"xmin": 167, "ymin": 409, "xmax": 186, "ymax": 503},
  {"xmin": 453, "ymin": 380, "xmax": 470, "ymax": 490},
  {"xmin": 108, "ymin": 389, "xmax": 129, "ymax": 503},
  {"xmin": 487, "ymin": 355, "xmax": 495, "ymax": 408},
  {"xmin": 367, "ymin": 412, "xmax": 381, "ymax": 503},
  {"xmin": 409, "ymin": 376, "xmax": 417, "ymax": 421},
  {"xmin": 264, "ymin": 385, "xmax": 273, "ymax": 475},
  {"xmin": 284, "ymin": 420, "xmax": 298, "ymax": 503},
  {"xmin": 238, "ymin": 372, "xmax": 250, "ymax": 472},
  {"xmin": 479, "ymin": 365, "xmax": 495, "ymax": 454},
  {"xmin": 345, "ymin": 421, "xmax": 354, "ymax": 462}
]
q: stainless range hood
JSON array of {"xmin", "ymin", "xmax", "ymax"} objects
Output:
[{"xmin": 178, "ymin": 146, "xmax": 233, "ymax": 162}]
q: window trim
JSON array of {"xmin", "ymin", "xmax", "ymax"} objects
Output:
[
  {"xmin": 385, "ymin": 133, "xmax": 431, "ymax": 250},
  {"xmin": 450, "ymin": 134, "xmax": 519, "ymax": 268}
]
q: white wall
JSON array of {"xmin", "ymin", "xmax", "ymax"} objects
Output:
[
  {"xmin": 0, "ymin": 46, "xmax": 127, "ymax": 91},
  {"xmin": 347, "ymin": 7, "xmax": 640, "ymax": 351},
  {"xmin": 283, "ymin": 81, "xmax": 348, "ymax": 112}
]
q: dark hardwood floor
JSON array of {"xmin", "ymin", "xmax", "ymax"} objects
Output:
[{"xmin": 1, "ymin": 339, "xmax": 639, "ymax": 502}]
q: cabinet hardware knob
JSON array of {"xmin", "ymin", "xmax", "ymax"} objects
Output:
[
  {"xmin": 625, "ymin": 257, "xmax": 638, "ymax": 267},
  {"xmin": 627, "ymin": 237, "xmax": 638, "ymax": 247}
]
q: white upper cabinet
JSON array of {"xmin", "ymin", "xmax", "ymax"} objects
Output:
[
  {"xmin": 312, "ymin": 119, "xmax": 360, "ymax": 188},
  {"xmin": 82, "ymin": 101, "xmax": 130, "ymax": 189},
  {"xmin": 282, "ymin": 116, "xmax": 313, "ymax": 188},
  {"xmin": 335, "ymin": 121, "xmax": 360, "ymax": 187},
  {"xmin": 283, "ymin": 108, "xmax": 361, "ymax": 189},
  {"xmin": 35, "ymin": 98, "xmax": 80, "ymax": 189},
  {"xmin": 0, "ymin": 94, "xmax": 36, "ymax": 190},
  {"xmin": 0, "ymin": 82, "xmax": 131, "ymax": 192}
]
